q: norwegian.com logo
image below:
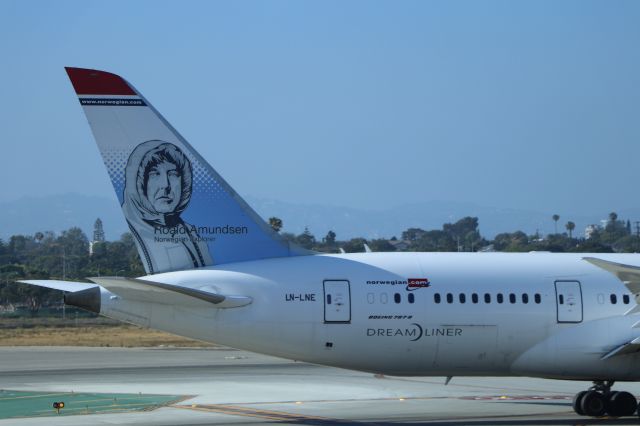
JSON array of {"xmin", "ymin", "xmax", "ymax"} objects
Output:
[{"xmin": 406, "ymin": 278, "xmax": 431, "ymax": 291}]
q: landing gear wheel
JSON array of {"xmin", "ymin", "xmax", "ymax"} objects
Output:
[
  {"xmin": 573, "ymin": 391, "xmax": 588, "ymax": 415},
  {"xmin": 581, "ymin": 390, "xmax": 606, "ymax": 417},
  {"xmin": 608, "ymin": 391, "xmax": 637, "ymax": 417},
  {"xmin": 605, "ymin": 391, "xmax": 620, "ymax": 416}
]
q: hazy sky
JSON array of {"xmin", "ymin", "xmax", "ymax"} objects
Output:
[{"xmin": 2, "ymin": 1, "xmax": 639, "ymax": 215}]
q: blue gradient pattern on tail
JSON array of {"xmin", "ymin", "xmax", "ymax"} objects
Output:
[{"xmin": 66, "ymin": 67, "xmax": 308, "ymax": 274}]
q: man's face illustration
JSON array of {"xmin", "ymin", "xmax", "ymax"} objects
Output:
[{"xmin": 146, "ymin": 161, "xmax": 181, "ymax": 214}]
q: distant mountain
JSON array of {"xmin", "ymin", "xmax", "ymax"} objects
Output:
[{"xmin": 1, "ymin": 193, "xmax": 638, "ymax": 242}]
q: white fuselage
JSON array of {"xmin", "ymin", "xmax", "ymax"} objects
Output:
[{"xmin": 99, "ymin": 252, "xmax": 640, "ymax": 381}]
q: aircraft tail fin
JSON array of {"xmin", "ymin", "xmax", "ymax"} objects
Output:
[{"xmin": 65, "ymin": 67, "xmax": 308, "ymax": 274}]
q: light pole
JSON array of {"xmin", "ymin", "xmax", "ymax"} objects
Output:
[{"xmin": 61, "ymin": 246, "xmax": 66, "ymax": 320}]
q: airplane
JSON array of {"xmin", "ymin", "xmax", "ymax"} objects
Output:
[{"xmin": 17, "ymin": 67, "xmax": 640, "ymax": 419}]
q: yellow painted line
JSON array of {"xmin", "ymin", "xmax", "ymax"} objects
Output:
[
  {"xmin": 175, "ymin": 404, "xmax": 336, "ymax": 422},
  {"xmin": 173, "ymin": 405, "xmax": 287, "ymax": 421},
  {"xmin": 213, "ymin": 404, "xmax": 329, "ymax": 420}
]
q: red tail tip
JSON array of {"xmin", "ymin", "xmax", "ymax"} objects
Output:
[{"xmin": 65, "ymin": 67, "xmax": 135, "ymax": 96}]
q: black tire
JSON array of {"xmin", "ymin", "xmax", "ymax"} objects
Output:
[
  {"xmin": 605, "ymin": 391, "xmax": 620, "ymax": 416},
  {"xmin": 610, "ymin": 391, "xmax": 637, "ymax": 417},
  {"xmin": 573, "ymin": 391, "xmax": 588, "ymax": 415},
  {"xmin": 581, "ymin": 390, "xmax": 606, "ymax": 417}
]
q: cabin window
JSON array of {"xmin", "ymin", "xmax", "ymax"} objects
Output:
[
  {"xmin": 497, "ymin": 293, "xmax": 504, "ymax": 304},
  {"xmin": 408, "ymin": 293, "xmax": 415, "ymax": 304},
  {"xmin": 471, "ymin": 293, "xmax": 478, "ymax": 304},
  {"xmin": 484, "ymin": 293, "xmax": 491, "ymax": 303},
  {"xmin": 446, "ymin": 293, "xmax": 453, "ymax": 304},
  {"xmin": 509, "ymin": 293, "xmax": 516, "ymax": 304},
  {"xmin": 394, "ymin": 293, "xmax": 401, "ymax": 304},
  {"xmin": 522, "ymin": 294, "xmax": 529, "ymax": 304},
  {"xmin": 558, "ymin": 294, "xmax": 564, "ymax": 304},
  {"xmin": 623, "ymin": 294, "xmax": 630, "ymax": 304},
  {"xmin": 367, "ymin": 293, "xmax": 374, "ymax": 304},
  {"xmin": 459, "ymin": 293, "xmax": 466, "ymax": 303},
  {"xmin": 381, "ymin": 293, "xmax": 388, "ymax": 304},
  {"xmin": 611, "ymin": 294, "xmax": 617, "ymax": 304},
  {"xmin": 434, "ymin": 293, "xmax": 441, "ymax": 304},
  {"xmin": 534, "ymin": 293, "xmax": 541, "ymax": 304}
]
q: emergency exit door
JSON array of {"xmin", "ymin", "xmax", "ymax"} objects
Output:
[
  {"xmin": 323, "ymin": 280, "xmax": 351, "ymax": 323},
  {"xmin": 555, "ymin": 280, "xmax": 583, "ymax": 323}
]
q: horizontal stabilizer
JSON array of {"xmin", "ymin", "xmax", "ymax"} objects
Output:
[
  {"xmin": 88, "ymin": 277, "xmax": 252, "ymax": 309},
  {"xmin": 18, "ymin": 280, "xmax": 97, "ymax": 293}
]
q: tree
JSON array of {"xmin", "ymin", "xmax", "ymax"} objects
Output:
[
  {"xmin": 565, "ymin": 221, "xmax": 576, "ymax": 239},
  {"xmin": 368, "ymin": 239, "xmax": 395, "ymax": 252},
  {"xmin": 401, "ymin": 228, "xmax": 426, "ymax": 242},
  {"xmin": 324, "ymin": 230, "xmax": 336, "ymax": 245},
  {"xmin": 609, "ymin": 212, "xmax": 618, "ymax": 224},
  {"xmin": 552, "ymin": 214, "xmax": 560, "ymax": 234},
  {"xmin": 493, "ymin": 231, "xmax": 529, "ymax": 252},
  {"xmin": 268, "ymin": 217, "xmax": 283, "ymax": 233},
  {"xmin": 92, "ymin": 218, "xmax": 105, "ymax": 242},
  {"xmin": 443, "ymin": 217, "xmax": 478, "ymax": 238},
  {"xmin": 295, "ymin": 227, "xmax": 316, "ymax": 249},
  {"xmin": 342, "ymin": 238, "xmax": 368, "ymax": 253}
]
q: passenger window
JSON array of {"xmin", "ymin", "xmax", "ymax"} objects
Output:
[
  {"xmin": 408, "ymin": 293, "xmax": 415, "ymax": 304},
  {"xmin": 459, "ymin": 293, "xmax": 466, "ymax": 304},
  {"xmin": 381, "ymin": 293, "xmax": 388, "ymax": 304},
  {"xmin": 611, "ymin": 294, "xmax": 617, "ymax": 304},
  {"xmin": 471, "ymin": 293, "xmax": 478, "ymax": 304},
  {"xmin": 559, "ymin": 294, "xmax": 564, "ymax": 304},
  {"xmin": 509, "ymin": 293, "xmax": 516, "ymax": 304},
  {"xmin": 623, "ymin": 294, "xmax": 630, "ymax": 304},
  {"xmin": 446, "ymin": 293, "xmax": 453, "ymax": 303},
  {"xmin": 434, "ymin": 293, "xmax": 441, "ymax": 304},
  {"xmin": 367, "ymin": 293, "xmax": 374, "ymax": 304},
  {"xmin": 484, "ymin": 293, "xmax": 491, "ymax": 303},
  {"xmin": 534, "ymin": 293, "xmax": 541, "ymax": 304},
  {"xmin": 497, "ymin": 293, "xmax": 504, "ymax": 304},
  {"xmin": 522, "ymin": 294, "xmax": 528, "ymax": 304},
  {"xmin": 394, "ymin": 293, "xmax": 401, "ymax": 304},
  {"xmin": 327, "ymin": 294, "xmax": 332, "ymax": 304}
]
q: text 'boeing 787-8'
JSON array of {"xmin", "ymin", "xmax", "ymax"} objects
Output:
[{"xmin": 18, "ymin": 67, "xmax": 640, "ymax": 419}]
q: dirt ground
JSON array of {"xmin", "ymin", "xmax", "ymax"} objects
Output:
[{"xmin": 0, "ymin": 316, "xmax": 214, "ymax": 347}]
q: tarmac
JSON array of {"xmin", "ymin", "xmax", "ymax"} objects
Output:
[{"xmin": 2, "ymin": 346, "xmax": 640, "ymax": 425}]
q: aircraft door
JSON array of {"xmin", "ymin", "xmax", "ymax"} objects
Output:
[
  {"xmin": 555, "ymin": 280, "xmax": 583, "ymax": 323},
  {"xmin": 323, "ymin": 280, "xmax": 351, "ymax": 323}
]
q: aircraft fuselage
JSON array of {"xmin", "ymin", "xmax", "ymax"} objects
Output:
[{"xmin": 99, "ymin": 251, "xmax": 640, "ymax": 381}]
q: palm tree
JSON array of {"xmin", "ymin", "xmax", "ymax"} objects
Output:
[
  {"xmin": 565, "ymin": 221, "xmax": 575, "ymax": 239},
  {"xmin": 268, "ymin": 217, "xmax": 283, "ymax": 233},
  {"xmin": 552, "ymin": 214, "xmax": 560, "ymax": 234}
]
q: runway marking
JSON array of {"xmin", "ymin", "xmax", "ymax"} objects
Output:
[
  {"xmin": 180, "ymin": 394, "xmax": 576, "ymax": 406},
  {"xmin": 460, "ymin": 394, "xmax": 572, "ymax": 401},
  {"xmin": 175, "ymin": 404, "xmax": 347, "ymax": 424}
]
